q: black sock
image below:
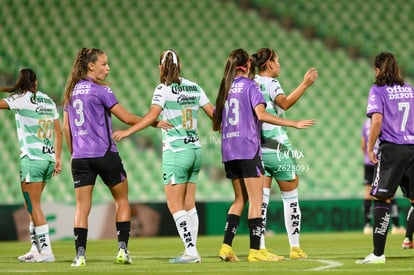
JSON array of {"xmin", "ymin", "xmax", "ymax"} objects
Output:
[
  {"xmin": 373, "ymin": 200, "xmax": 390, "ymax": 256},
  {"xmin": 248, "ymin": 218, "xmax": 263, "ymax": 250},
  {"xmin": 116, "ymin": 221, "xmax": 131, "ymax": 250},
  {"xmin": 223, "ymin": 214, "xmax": 240, "ymax": 246},
  {"xmin": 405, "ymin": 205, "xmax": 414, "ymax": 241},
  {"xmin": 363, "ymin": 199, "xmax": 372, "ymax": 225},
  {"xmin": 74, "ymin": 227, "xmax": 88, "ymax": 256}
]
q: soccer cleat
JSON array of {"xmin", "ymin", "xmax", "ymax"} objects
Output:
[
  {"xmin": 247, "ymin": 249, "xmax": 271, "ymax": 262},
  {"xmin": 355, "ymin": 253, "xmax": 385, "ymax": 264},
  {"xmin": 35, "ymin": 253, "xmax": 55, "ymax": 263},
  {"xmin": 290, "ymin": 247, "xmax": 308, "ymax": 259},
  {"xmin": 18, "ymin": 250, "xmax": 39, "ymax": 262},
  {"xmin": 391, "ymin": 226, "xmax": 405, "ymax": 235},
  {"xmin": 402, "ymin": 237, "xmax": 413, "ymax": 249},
  {"xmin": 71, "ymin": 256, "xmax": 86, "ymax": 267},
  {"xmin": 363, "ymin": 225, "xmax": 373, "ymax": 235},
  {"xmin": 260, "ymin": 249, "xmax": 284, "ymax": 261},
  {"xmin": 116, "ymin": 248, "xmax": 132, "ymax": 264},
  {"xmin": 218, "ymin": 244, "xmax": 240, "ymax": 262},
  {"xmin": 169, "ymin": 254, "xmax": 201, "ymax": 263}
]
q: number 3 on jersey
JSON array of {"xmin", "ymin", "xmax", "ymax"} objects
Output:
[
  {"xmin": 224, "ymin": 98, "xmax": 239, "ymax": 127},
  {"xmin": 73, "ymin": 99, "xmax": 85, "ymax": 126}
]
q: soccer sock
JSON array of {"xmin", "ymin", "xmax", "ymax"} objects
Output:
[
  {"xmin": 187, "ymin": 207, "xmax": 199, "ymax": 248},
  {"xmin": 405, "ymin": 205, "xmax": 414, "ymax": 241},
  {"xmin": 74, "ymin": 227, "xmax": 88, "ymax": 256},
  {"xmin": 116, "ymin": 221, "xmax": 130, "ymax": 250},
  {"xmin": 223, "ymin": 214, "xmax": 240, "ymax": 246},
  {"xmin": 363, "ymin": 199, "xmax": 373, "ymax": 226},
  {"xmin": 281, "ymin": 189, "xmax": 301, "ymax": 247},
  {"xmin": 372, "ymin": 200, "xmax": 390, "ymax": 256},
  {"xmin": 260, "ymin": 188, "xmax": 270, "ymax": 249},
  {"xmin": 173, "ymin": 210, "xmax": 198, "ymax": 256},
  {"xmin": 35, "ymin": 224, "xmax": 52, "ymax": 255},
  {"xmin": 248, "ymin": 218, "xmax": 263, "ymax": 250},
  {"xmin": 29, "ymin": 221, "xmax": 39, "ymax": 253},
  {"xmin": 390, "ymin": 199, "xmax": 400, "ymax": 227}
]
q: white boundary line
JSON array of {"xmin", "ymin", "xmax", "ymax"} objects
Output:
[{"xmin": 306, "ymin": 259, "xmax": 344, "ymax": 271}]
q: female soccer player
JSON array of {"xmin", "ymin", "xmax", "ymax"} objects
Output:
[
  {"xmin": 356, "ymin": 52, "xmax": 414, "ymax": 264},
  {"xmin": 251, "ymin": 48, "xmax": 317, "ymax": 259},
  {"xmin": 63, "ymin": 48, "xmax": 158, "ymax": 267},
  {"xmin": 0, "ymin": 68, "xmax": 62, "ymax": 262},
  {"xmin": 361, "ymin": 118, "xmax": 404, "ymax": 235},
  {"xmin": 213, "ymin": 48, "xmax": 314, "ymax": 262},
  {"xmin": 112, "ymin": 49, "xmax": 214, "ymax": 264}
]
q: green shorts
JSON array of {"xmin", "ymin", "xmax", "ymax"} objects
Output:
[
  {"xmin": 262, "ymin": 151, "xmax": 297, "ymax": 181},
  {"xmin": 162, "ymin": 149, "xmax": 202, "ymax": 184},
  {"xmin": 20, "ymin": 156, "xmax": 55, "ymax": 183}
]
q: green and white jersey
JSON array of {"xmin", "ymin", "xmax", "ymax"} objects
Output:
[
  {"xmin": 4, "ymin": 91, "xmax": 59, "ymax": 161},
  {"xmin": 254, "ymin": 75, "xmax": 292, "ymax": 153},
  {"xmin": 151, "ymin": 78, "xmax": 209, "ymax": 153}
]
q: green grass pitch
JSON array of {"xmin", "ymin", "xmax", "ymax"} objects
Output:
[{"xmin": 1, "ymin": 232, "xmax": 413, "ymax": 274}]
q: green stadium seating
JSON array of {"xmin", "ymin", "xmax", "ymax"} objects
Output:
[{"xmin": 0, "ymin": 0, "xmax": 413, "ymax": 204}]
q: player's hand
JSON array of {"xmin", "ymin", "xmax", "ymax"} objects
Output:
[
  {"xmin": 295, "ymin": 119, "xmax": 315, "ymax": 129},
  {"xmin": 53, "ymin": 160, "xmax": 62, "ymax": 176},
  {"xmin": 303, "ymin": 67, "xmax": 318, "ymax": 86},
  {"xmin": 368, "ymin": 151, "xmax": 378, "ymax": 164},
  {"xmin": 112, "ymin": 130, "xmax": 130, "ymax": 142},
  {"xmin": 155, "ymin": 120, "xmax": 172, "ymax": 130}
]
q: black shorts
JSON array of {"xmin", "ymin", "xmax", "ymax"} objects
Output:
[
  {"xmin": 371, "ymin": 142, "xmax": 414, "ymax": 199},
  {"xmin": 363, "ymin": 164, "xmax": 375, "ymax": 185},
  {"xmin": 71, "ymin": 151, "xmax": 127, "ymax": 188},
  {"xmin": 224, "ymin": 153, "xmax": 264, "ymax": 179}
]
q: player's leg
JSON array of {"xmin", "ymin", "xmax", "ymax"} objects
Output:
[
  {"xmin": 21, "ymin": 181, "xmax": 53, "ymax": 261},
  {"xmin": 184, "ymin": 183, "xmax": 199, "ymax": 255},
  {"xmin": 390, "ymin": 198, "xmax": 405, "ymax": 234},
  {"xmin": 20, "ymin": 158, "xmax": 54, "ymax": 262},
  {"xmin": 184, "ymin": 149, "xmax": 202, "ymax": 255},
  {"xmin": 164, "ymin": 150, "xmax": 199, "ymax": 263},
  {"xmin": 277, "ymin": 176, "xmax": 307, "ymax": 259},
  {"xmin": 402, "ymin": 203, "xmax": 414, "ymax": 249},
  {"xmin": 218, "ymin": 177, "xmax": 246, "ymax": 262},
  {"xmin": 244, "ymin": 175, "xmax": 263, "ymax": 258},
  {"xmin": 72, "ymin": 185, "xmax": 93, "ymax": 266},
  {"xmin": 363, "ymin": 164, "xmax": 374, "ymax": 234},
  {"xmin": 109, "ymin": 178, "xmax": 132, "ymax": 264},
  {"xmin": 363, "ymin": 184, "xmax": 373, "ymax": 234},
  {"xmin": 357, "ymin": 143, "xmax": 406, "ymax": 264},
  {"xmin": 259, "ymin": 175, "xmax": 272, "ymax": 250},
  {"xmin": 71, "ymin": 158, "xmax": 96, "ymax": 267}
]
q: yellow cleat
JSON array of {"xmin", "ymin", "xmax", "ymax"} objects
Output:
[
  {"xmin": 247, "ymin": 249, "xmax": 270, "ymax": 262},
  {"xmin": 290, "ymin": 247, "xmax": 308, "ymax": 259},
  {"xmin": 260, "ymin": 248, "xmax": 284, "ymax": 261},
  {"xmin": 218, "ymin": 244, "xmax": 240, "ymax": 262}
]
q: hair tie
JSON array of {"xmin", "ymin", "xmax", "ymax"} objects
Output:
[
  {"xmin": 235, "ymin": 66, "xmax": 247, "ymax": 72},
  {"xmin": 161, "ymin": 50, "xmax": 178, "ymax": 65},
  {"xmin": 236, "ymin": 58, "xmax": 250, "ymax": 72}
]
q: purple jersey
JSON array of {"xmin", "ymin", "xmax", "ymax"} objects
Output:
[
  {"xmin": 221, "ymin": 76, "xmax": 266, "ymax": 162},
  {"xmin": 366, "ymin": 83, "xmax": 414, "ymax": 144},
  {"xmin": 362, "ymin": 118, "xmax": 379, "ymax": 165},
  {"xmin": 66, "ymin": 79, "xmax": 119, "ymax": 158}
]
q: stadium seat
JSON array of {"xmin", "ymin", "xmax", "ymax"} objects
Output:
[{"xmin": 0, "ymin": 0, "xmax": 413, "ymax": 204}]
